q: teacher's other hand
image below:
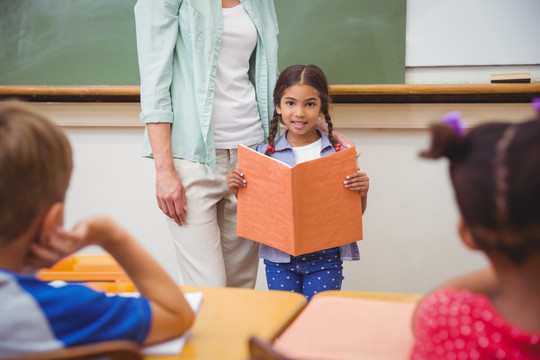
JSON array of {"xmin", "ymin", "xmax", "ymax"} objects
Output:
[{"xmin": 156, "ymin": 168, "xmax": 187, "ymax": 226}]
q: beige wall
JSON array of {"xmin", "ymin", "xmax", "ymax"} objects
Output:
[{"xmin": 26, "ymin": 102, "xmax": 536, "ymax": 294}]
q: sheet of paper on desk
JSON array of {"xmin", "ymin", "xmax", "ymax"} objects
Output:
[
  {"xmin": 273, "ymin": 296, "xmax": 415, "ymax": 360},
  {"xmin": 143, "ymin": 291, "xmax": 203, "ymax": 355},
  {"xmin": 116, "ymin": 291, "xmax": 203, "ymax": 356}
]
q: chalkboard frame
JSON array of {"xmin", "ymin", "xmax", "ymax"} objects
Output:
[{"xmin": 1, "ymin": 84, "xmax": 539, "ymax": 104}]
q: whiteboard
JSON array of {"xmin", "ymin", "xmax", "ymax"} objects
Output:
[{"xmin": 406, "ymin": 0, "xmax": 540, "ymax": 66}]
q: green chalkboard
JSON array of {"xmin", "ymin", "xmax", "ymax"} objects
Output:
[
  {"xmin": 0, "ymin": 0, "xmax": 405, "ymax": 85},
  {"xmin": 274, "ymin": 0, "xmax": 406, "ymax": 84},
  {"xmin": 0, "ymin": 0, "xmax": 139, "ymax": 85}
]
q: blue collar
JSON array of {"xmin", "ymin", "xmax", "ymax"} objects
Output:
[{"xmin": 273, "ymin": 129, "xmax": 334, "ymax": 152}]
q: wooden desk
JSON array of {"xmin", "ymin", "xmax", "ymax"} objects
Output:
[
  {"xmin": 87, "ymin": 283, "xmax": 421, "ymax": 360},
  {"xmin": 313, "ymin": 290, "xmax": 423, "ymax": 303},
  {"xmin": 270, "ymin": 291, "xmax": 424, "ymax": 360},
  {"xmin": 167, "ymin": 287, "xmax": 306, "ymax": 360},
  {"xmin": 86, "ymin": 283, "xmax": 307, "ymax": 360}
]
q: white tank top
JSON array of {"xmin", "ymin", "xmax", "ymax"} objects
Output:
[{"xmin": 212, "ymin": 4, "xmax": 264, "ymax": 149}]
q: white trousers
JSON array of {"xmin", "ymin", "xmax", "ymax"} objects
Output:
[{"xmin": 167, "ymin": 149, "xmax": 259, "ymax": 288}]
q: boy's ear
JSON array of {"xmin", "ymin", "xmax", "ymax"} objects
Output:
[
  {"xmin": 458, "ymin": 217, "xmax": 480, "ymax": 250},
  {"xmin": 39, "ymin": 202, "xmax": 64, "ymax": 244}
]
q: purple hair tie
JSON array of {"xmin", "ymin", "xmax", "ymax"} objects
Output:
[
  {"xmin": 441, "ymin": 111, "xmax": 465, "ymax": 137},
  {"xmin": 532, "ymin": 97, "xmax": 540, "ymax": 112}
]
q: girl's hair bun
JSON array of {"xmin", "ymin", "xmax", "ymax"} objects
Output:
[{"xmin": 420, "ymin": 111, "xmax": 465, "ymax": 160}]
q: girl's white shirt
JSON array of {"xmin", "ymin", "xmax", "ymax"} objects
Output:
[
  {"xmin": 292, "ymin": 138, "xmax": 322, "ymax": 164},
  {"xmin": 212, "ymin": 4, "xmax": 264, "ymax": 149}
]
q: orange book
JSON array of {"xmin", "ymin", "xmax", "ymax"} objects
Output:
[{"xmin": 236, "ymin": 144, "xmax": 363, "ymax": 256}]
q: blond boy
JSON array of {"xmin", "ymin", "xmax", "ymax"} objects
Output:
[{"xmin": 0, "ymin": 101, "xmax": 194, "ymax": 357}]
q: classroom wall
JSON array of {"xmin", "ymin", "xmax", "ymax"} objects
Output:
[
  {"xmin": 10, "ymin": 0, "xmax": 539, "ymax": 294},
  {"xmin": 26, "ymin": 101, "xmax": 536, "ymax": 294}
]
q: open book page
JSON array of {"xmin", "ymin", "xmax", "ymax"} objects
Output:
[
  {"xmin": 291, "ymin": 146, "xmax": 362, "ymax": 254},
  {"xmin": 115, "ymin": 291, "xmax": 203, "ymax": 356},
  {"xmin": 237, "ymin": 144, "xmax": 362, "ymax": 256},
  {"xmin": 237, "ymin": 144, "xmax": 295, "ymax": 253},
  {"xmin": 273, "ymin": 296, "xmax": 415, "ymax": 360}
]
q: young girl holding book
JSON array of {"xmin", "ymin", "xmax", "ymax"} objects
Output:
[
  {"xmin": 411, "ymin": 106, "xmax": 540, "ymax": 359},
  {"xmin": 227, "ymin": 64, "xmax": 369, "ymax": 300}
]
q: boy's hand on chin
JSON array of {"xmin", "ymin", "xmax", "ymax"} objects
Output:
[{"xmin": 23, "ymin": 226, "xmax": 86, "ymax": 271}]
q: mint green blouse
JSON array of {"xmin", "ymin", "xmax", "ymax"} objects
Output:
[{"xmin": 134, "ymin": 0, "xmax": 279, "ymax": 169}]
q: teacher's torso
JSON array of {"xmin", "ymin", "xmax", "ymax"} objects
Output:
[{"xmin": 136, "ymin": 0, "xmax": 278, "ymax": 169}]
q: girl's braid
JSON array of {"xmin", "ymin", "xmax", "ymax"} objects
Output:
[
  {"xmin": 265, "ymin": 111, "xmax": 280, "ymax": 156},
  {"xmin": 323, "ymin": 110, "xmax": 338, "ymax": 148}
]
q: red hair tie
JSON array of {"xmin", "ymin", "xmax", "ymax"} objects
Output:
[
  {"xmin": 334, "ymin": 143, "xmax": 342, "ymax": 152},
  {"xmin": 267, "ymin": 145, "xmax": 276, "ymax": 153}
]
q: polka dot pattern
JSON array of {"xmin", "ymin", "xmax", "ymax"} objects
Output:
[
  {"xmin": 264, "ymin": 248, "xmax": 344, "ymax": 301},
  {"xmin": 411, "ymin": 289, "xmax": 540, "ymax": 360}
]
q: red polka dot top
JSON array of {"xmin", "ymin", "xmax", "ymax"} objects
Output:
[{"xmin": 411, "ymin": 289, "xmax": 540, "ymax": 360}]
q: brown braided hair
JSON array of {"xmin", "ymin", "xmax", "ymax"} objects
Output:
[
  {"xmin": 265, "ymin": 64, "xmax": 336, "ymax": 156},
  {"xmin": 420, "ymin": 113, "xmax": 540, "ymax": 264}
]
